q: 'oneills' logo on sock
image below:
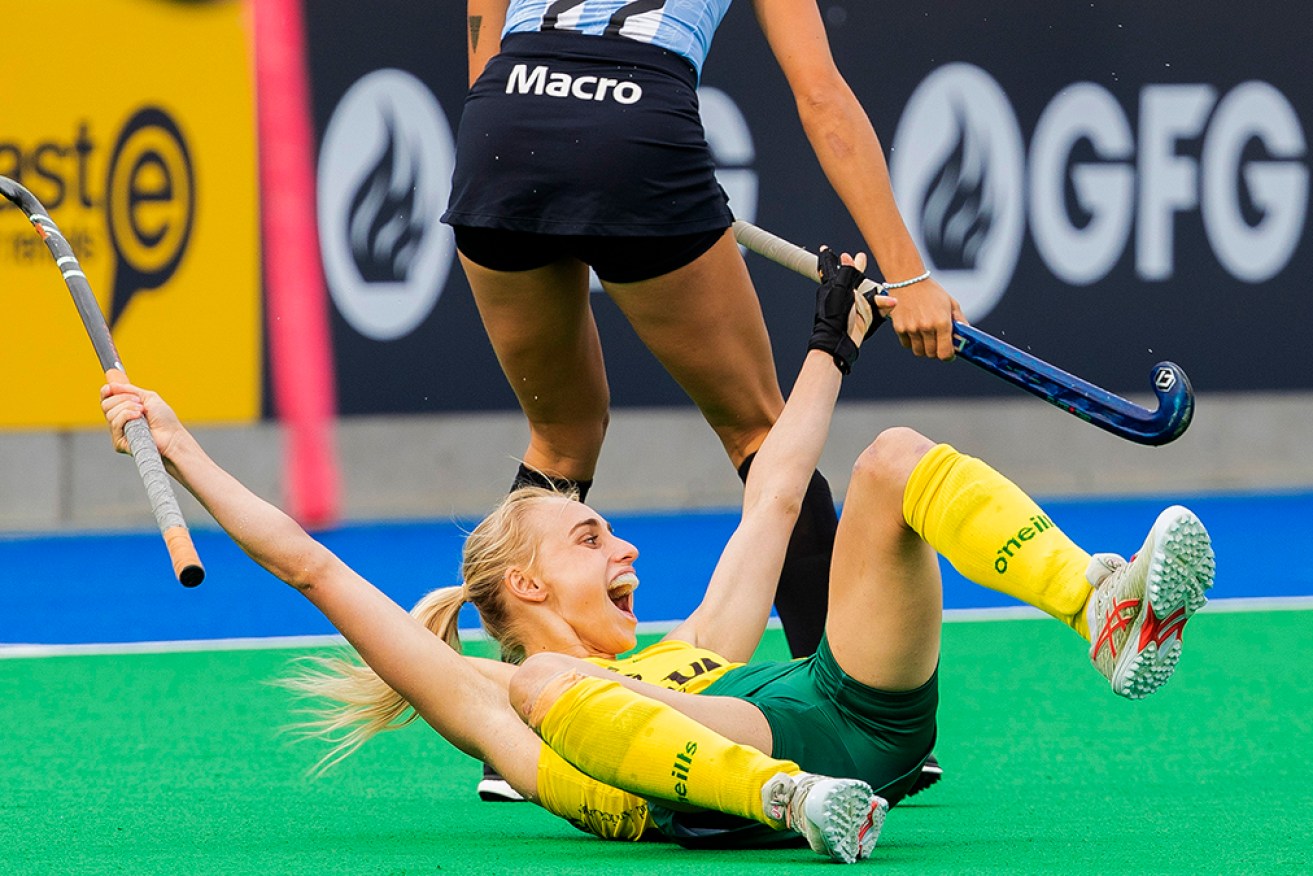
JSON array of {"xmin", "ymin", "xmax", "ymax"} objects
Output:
[
  {"xmin": 671, "ymin": 741, "xmax": 698, "ymax": 803},
  {"xmin": 993, "ymin": 515, "xmax": 1055, "ymax": 574}
]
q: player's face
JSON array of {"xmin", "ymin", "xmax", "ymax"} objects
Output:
[{"xmin": 528, "ymin": 498, "xmax": 640, "ymax": 656}]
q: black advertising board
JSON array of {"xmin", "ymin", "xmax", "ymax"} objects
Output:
[
  {"xmin": 304, "ymin": 2, "xmax": 508, "ymax": 414},
  {"xmin": 305, "ymin": 1, "xmax": 1311, "ymax": 415}
]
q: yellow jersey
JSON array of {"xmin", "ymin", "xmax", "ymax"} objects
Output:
[
  {"xmin": 585, "ymin": 638, "xmax": 742, "ymax": 693},
  {"xmin": 536, "ymin": 638, "xmax": 742, "ymax": 841}
]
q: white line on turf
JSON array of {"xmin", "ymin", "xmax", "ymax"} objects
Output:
[{"xmin": 2, "ymin": 596, "xmax": 1309, "ymax": 659}]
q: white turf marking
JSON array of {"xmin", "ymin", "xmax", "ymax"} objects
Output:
[
  {"xmin": 1, "ymin": 596, "xmax": 1309, "ymax": 660},
  {"xmin": 0, "ymin": 634, "xmax": 345, "ymax": 659}
]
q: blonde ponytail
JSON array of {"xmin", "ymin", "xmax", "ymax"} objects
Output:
[
  {"xmin": 279, "ymin": 585, "xmax": 468, "ymax": 773},
  {"xmin": 281, "ymin": 485, "xmax": 570, "ymax": 771}
]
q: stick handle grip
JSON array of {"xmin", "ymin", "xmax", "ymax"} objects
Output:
[
  {"xmin": 733, "ymin": 220, "xmax": 882, "ymax": 295},
  {"xmin": 733, "ymin": 220, "xmax": 819, "ymax": 278},
  {"xmin": 122, "ymin": 395, "xmax": 205, "ymax": 587}
]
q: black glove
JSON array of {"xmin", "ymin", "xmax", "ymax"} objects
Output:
[{"xmin": 808, "ymin": 248, "xmax": 885, "ymax": 374}]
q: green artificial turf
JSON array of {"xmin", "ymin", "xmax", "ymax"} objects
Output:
[{"xmin": 1, "ymin": 610, "xmax": 1309, "ymax": 874}]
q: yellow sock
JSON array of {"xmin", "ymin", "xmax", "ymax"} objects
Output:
[
  {"xmin": 535, "ymin": 674, "xmax": 799, "ymax": 826},
  {"xmin": 535, "ymin": 743, "xmax": 655, "ymax": 841},
  {"xmin": 903, "ymin": 444, "xmax": 1094, "ymax": 639}
]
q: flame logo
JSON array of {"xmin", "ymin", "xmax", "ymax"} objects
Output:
[
  {"xmin": 920, "ymin": 102, "xmax": 995, "ymax": 271},
  {"xmin": 347, "ymin": 112, "xmax": 428, "ymax": 284},
  {"xmin": 892, "ymin": 63, "xmax": 1025, "ymax": 318}
]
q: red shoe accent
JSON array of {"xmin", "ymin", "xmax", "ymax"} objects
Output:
[
  {"xmin": 1092, "ymin": 597, "xmax": 1141, "ymax": 660},
  {"xmin": 1138, "ymin": 605, "xmax": 1188, "ymax": 650}
]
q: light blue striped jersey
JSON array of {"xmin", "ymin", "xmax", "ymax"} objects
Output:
[{"xmin": 503, "ymin": 0, "xmax": 733, "ymax": 77}]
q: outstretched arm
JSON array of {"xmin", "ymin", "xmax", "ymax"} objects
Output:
[
  {"xmin": 667, "ymin": 254, "xmax": 885, "ymax": 661},
  {"xmin": 751, "ymin": 0, "xmax": 966, "ymax": 360},
  {"xmin": 100, "ymin": 378, "xmax": 544, "ymax": 798}
]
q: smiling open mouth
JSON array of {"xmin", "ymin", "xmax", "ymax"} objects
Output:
[{"xmin": 608, "ymin": 572, "xmax": 639, "ymax": 615}]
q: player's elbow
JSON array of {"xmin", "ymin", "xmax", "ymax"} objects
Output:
[
  {"xmin": 793, "ymin": 70, "xmax": 853, "ymax": 118},
  {"xmin": 268, "ymin": 531, "xmax": 338, "ymax": 593},
  {"xmin": 510, "ymin": 653, "xmax": 594, "ymax": 731}
]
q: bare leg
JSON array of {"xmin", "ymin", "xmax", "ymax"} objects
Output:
[
  {"xmin": 466, "ymin": 232, "xmax": 834, "ymax": 658},
  {"xmin": 460, "ymin": 254, "xmax": 607, "ymax": 481},
  {"xmin": 460, "ymin": 254, "xmax": 610, "ymax": 798},
  {"xmin": 601, "ymin": 230, "xmax": 784, "ymax": 466},
  {"xmin": 606, "ymin": 230, "xmax": 842, "ymax": 656},
  {"xmin": 825, "ymin": 428, "xmax": 944, "ymax": 691}
]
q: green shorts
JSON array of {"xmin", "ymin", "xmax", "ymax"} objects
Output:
[
  {"xmin": 649, "ymin": 637, "xmax": 937, "ymax": 848},
  {"xmin": 703, "ymin": 635, "xmax": 938, "ymax": 804}
]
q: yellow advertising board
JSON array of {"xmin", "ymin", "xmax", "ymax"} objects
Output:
[{"xmin": 0, "ymin": 0, "xmax": 261, "ymax": 427}]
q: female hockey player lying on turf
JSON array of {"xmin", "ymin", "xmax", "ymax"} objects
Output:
[{"xmin": 100, "ymin": 251, "xmax": 1214, "ymax": 864}]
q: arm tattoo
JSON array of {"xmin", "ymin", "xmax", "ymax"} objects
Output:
[{"xmin": 468, "ymin": 15, "xmax": 483, "ymax": 51}]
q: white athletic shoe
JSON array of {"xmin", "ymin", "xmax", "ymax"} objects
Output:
[
  {"xmin": 762, "ymin": 772, "xmax": 887, "ymax": 863},
  {"xmin": 1085, "ymin": 505, "xmax": 1215, "ymax": 699},
  {"xmin": 477, "ymin": 763, "xmax": 525, "ymax": 802}
]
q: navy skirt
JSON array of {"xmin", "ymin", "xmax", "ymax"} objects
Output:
[{"xmin": 443, "ymin": 32, "xmax": 733, "ymax": 236}]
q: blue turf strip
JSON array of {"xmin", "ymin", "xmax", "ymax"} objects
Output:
[{"xmin": 1, "ymin": 491, "xmax": 1307, "ymax": 645}]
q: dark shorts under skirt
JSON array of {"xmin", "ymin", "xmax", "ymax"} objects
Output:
[{"xmin": 450, "ymin": 225, "xmax": 725, "ymax": 283}]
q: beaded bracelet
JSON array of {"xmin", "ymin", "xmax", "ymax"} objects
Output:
[{"xmin": 874, "ymin": 270, "xmax": 932, "ymax": 293}]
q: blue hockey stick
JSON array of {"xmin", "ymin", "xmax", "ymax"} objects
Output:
[{"xmin": 733, "ymin": 221, "xmax": 1194, "ymax": 446}]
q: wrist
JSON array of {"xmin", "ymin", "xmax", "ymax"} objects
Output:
[
  {"xmin": 806, "ymin": 339, "xmax": 856, "ymax": 375},
  {"xmin": 874, "ymin": 269, "xmax": 931, "ymax": 293},
  {"xmin": 161, "ymin": 431, "xmax": 202, "ymax": 475}
]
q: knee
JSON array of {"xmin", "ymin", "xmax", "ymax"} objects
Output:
[
  {"xmin": 850, "ymin": 428, "xmax": 936, "ymax": 498},
  {"xmin": 509, "ymin": 652, "xmax": 589, "ymax": 730}
]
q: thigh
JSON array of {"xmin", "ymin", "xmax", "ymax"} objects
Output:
[
  {"xmin": 601, "ymin": 231, "xmax": 784, "ymax": 465},
  {"xmin": 459, "ymin": 253, "xmax": 609, "ymax": 476},
  {"xmin": 825, "ymin": 431, "xmax": 944, "ymax": 692},
  {"xmin": 707, "ymin": 649, "xmax": 937, "ymax": 806}
]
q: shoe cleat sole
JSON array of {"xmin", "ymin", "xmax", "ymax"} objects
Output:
[
  {"xmin": 1113, "ymin": 507, "xmax": 1215, "ymax": 699},
  {"xmin": 805, "ymin": 781, "xmax": 886, "ymax": 863}
]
